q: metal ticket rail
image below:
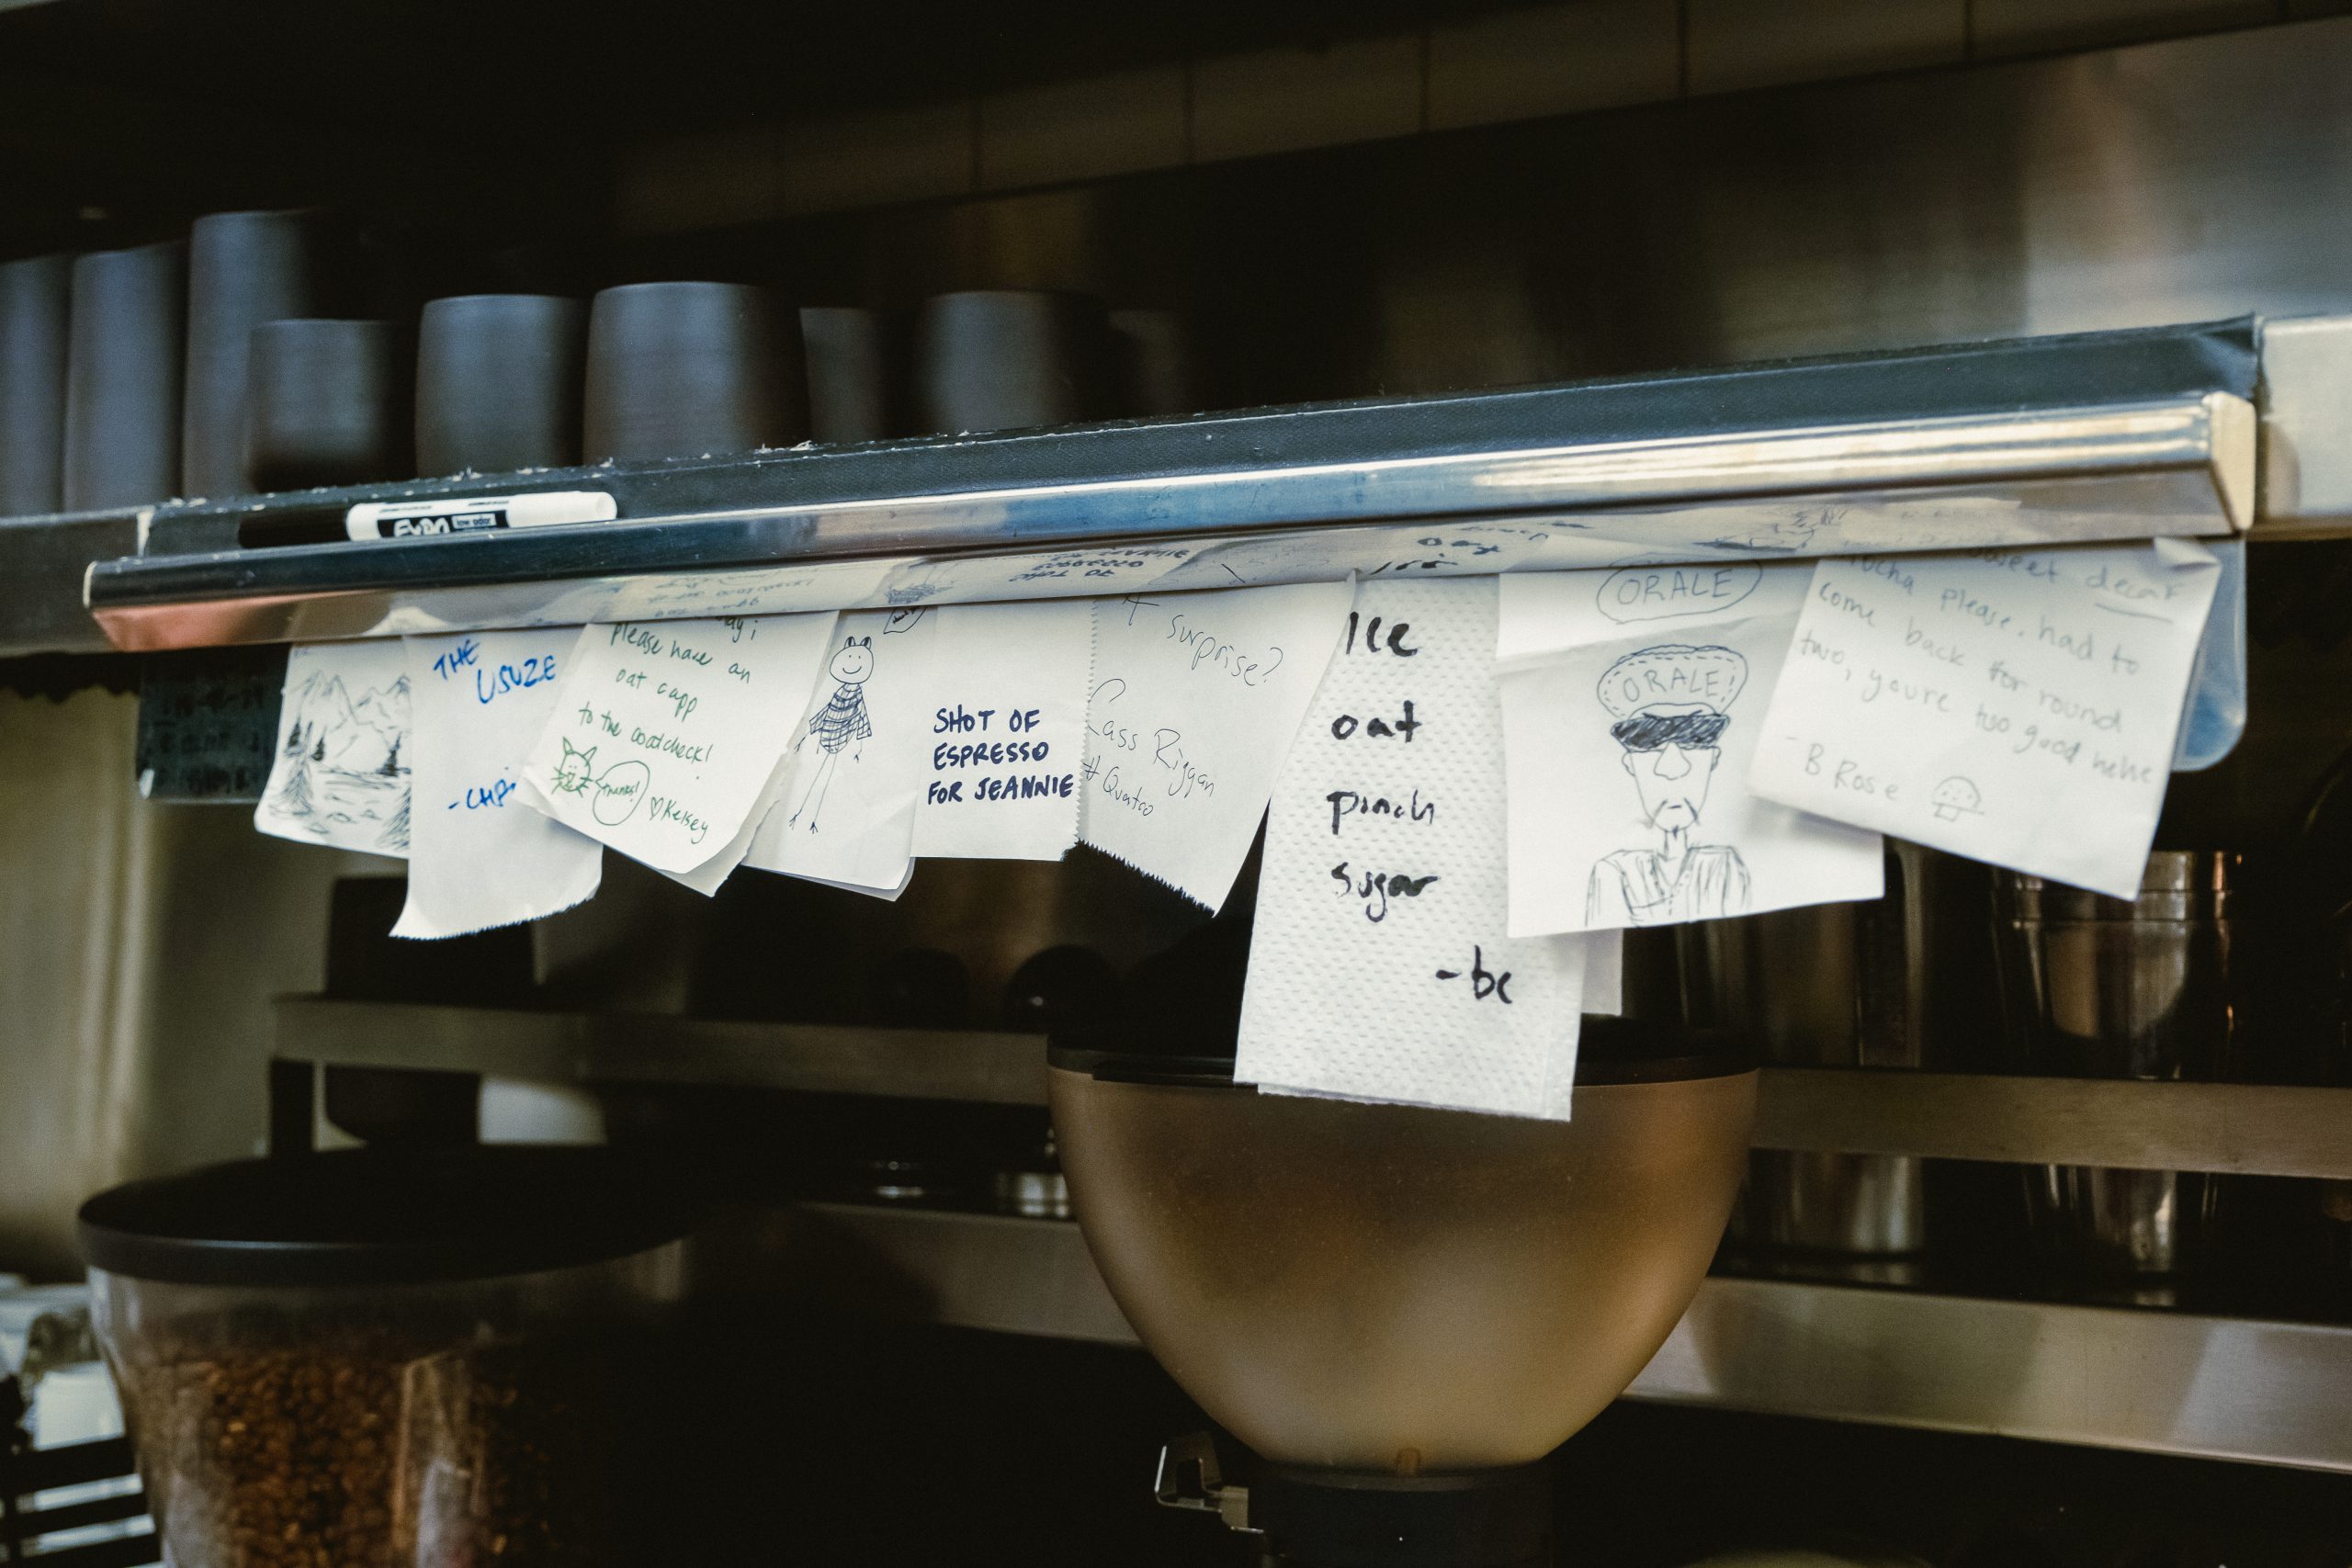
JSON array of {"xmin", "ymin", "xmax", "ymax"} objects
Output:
[{"xmin": 77, "ymin": 317, "xmax": 2283, "ymax": 653}]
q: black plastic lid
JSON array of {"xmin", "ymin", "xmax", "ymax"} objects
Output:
[
  {"xmin": 78, "ymin": 1147, "xmax": 702, "ymax": 1289},
  {"xmin": 1048, "ymin": 1014, "xmax": 1752, "ymax": 1090}
]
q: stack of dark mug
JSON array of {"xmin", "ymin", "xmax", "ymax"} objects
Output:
[{"xmin": 0, "ymin": 210, "xmax": 1199, "ymax": 516}]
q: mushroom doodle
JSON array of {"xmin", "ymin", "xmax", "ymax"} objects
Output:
[{"xmin": 1930, "ymin": 776, "xmax": 1984, "ymax": 821}]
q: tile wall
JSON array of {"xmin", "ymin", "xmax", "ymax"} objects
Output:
[{"xmin": 616, "ymin": 0, "xmax": 2338, "ymax": 231}]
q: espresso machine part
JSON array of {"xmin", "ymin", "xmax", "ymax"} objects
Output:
[
  {"xmin": 1993, "ymin": 852, "xmax": 2244, "ymax": 1292},
  {"xmin": 1157, "ymin": 1432, "xmax": 1555, "ymax": 1568},
  {"xmin": 1052, "ymin": 1025, "xmax": 1756, "ymax": 1567}
]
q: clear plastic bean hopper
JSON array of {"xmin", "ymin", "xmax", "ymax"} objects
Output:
[{"xmin": 78, "ymin": 1147, "xmax": 695, "ymax": 1568}]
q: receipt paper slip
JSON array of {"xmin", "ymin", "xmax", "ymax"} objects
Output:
[
  {"xmin": 395, "ymin": 629, "xmax": 602, "ymax": 938},
  {"xmin": 1748, "ymin": 542, "xmax": 2222, "ymax": 900},
  {"xmin": 1081, "ymin": 581, "xmax": 1354, "ymax": 912},
  {"xmin": 910, "ymin": 599, "xmax": 1092, "ymax": 862},
  {"xmin": 521, "ymin": 613, "xmax": 838, "ymax": 874},
  {"xmin": 661, "ymin": 750, "xmax": 794, "ymax": 897},
  {"xmin": 1498, "ymin": 562, "xmax": 1883, "ymax": 935},
  {"xmin": 749, "ymin": 607, "xmax": 944, "ymax": 890}
]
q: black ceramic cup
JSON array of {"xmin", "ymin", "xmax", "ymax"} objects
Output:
[
  {"xmin": 244, "ymin": 319, "xmax": 408, "ymax": 491},
  {"xmin": 0, "ymin": 253, "xmax": 73, "ymax": 515},
  {"xmin": 1108, "ymin": 308, "xmax": 1202, "ymax": 419},
  {"xmin": 912, "ymin": 289, "xmax": 1111, "ymax": 435},
  {"xmin": 582, "ymin": 282, "xmax": 807, "ymax": 463},
  {"xmin": 414, "ymin": 293, "xmax": 585, "ymax": 477},
  {"xmin": 62, "ymin": 240, "xmax": 187, "ymax": 512},
  {"xmin": 184, "ymin": 209, "xmax": 322, "ymax": 497},
  {"xmin": 799, "ymin": 305, "xmax": 892, "ymax": 445}
]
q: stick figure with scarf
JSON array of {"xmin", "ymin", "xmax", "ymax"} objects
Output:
[{"xmin": 786, "ymin": 635, "xmax": 876, "ymax": 832}]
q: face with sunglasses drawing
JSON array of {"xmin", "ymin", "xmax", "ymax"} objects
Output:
[{"xmin": 1586, "ymin": 644, "xmax": 1753, "ymax": 929}]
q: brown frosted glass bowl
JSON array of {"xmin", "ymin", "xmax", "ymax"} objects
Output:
[{"xmin": 1050, "ymin": 1048, "xmax": 1757, "ymax": 1474}]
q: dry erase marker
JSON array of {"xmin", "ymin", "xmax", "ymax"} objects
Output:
[{"xmin": 345, "ymin": 491, "xmax": 617, "ymax": 540}]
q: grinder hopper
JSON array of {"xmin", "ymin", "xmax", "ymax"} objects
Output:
[{"xmin": 1049, "ymin": 1032, "xmax": 1758, "ymax": 1566}]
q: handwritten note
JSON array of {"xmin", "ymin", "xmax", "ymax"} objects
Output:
[
  {"xmin": 745, "ymin": 606, "xmax": 944, "ymax": 895},
  {"xmin": 1001, "ymin": 546, "xmax": 1197, "ymax": 592},
  {"xmin": 1498, "ymin": 562, "xmax": 1883, "ymax": 934},
  {"xmin": 1236, "ymin": 579, "xmax": 1595, "ymax": 1121},
  {"xmin": 660, "ymin": 750, "xmax": 793, "ymax": 897},
  {"xmin": 1749, "ymin": 541, "xmax": 2223, "ymax": 899},
  {"xmin": 137, "ymin": 645, "xmax": 286, "ymax": 803},
  {"xmin": 254, "ymin": 640, "xmax": 412, "ymax": 859},
  {"xmin": 1081, "ymin": 581, "xmax": 1352, "ymax": 911},
  {"xmin": 881, "ymin": 547, "xmax": 1194, "ymax": 609},
  {"xmin": 594, "ymin": 558, "xmax": 897, "ymax": 623},
  {"xmin": 908, "ymin": 600, "xmax": 1091, "ymax": 862},
  {"xmin": 348, "ymin": 558, "xmax": 891, "ymax": 647},
  {"xmin": 520, "ymin": 613, "xmax": 837, "ymax": 874},
  {"xmin": 393, "ymin": 630, "xmax": 602, "ymax": 938}
]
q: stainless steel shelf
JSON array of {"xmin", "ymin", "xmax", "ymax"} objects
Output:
[
  {"xmin": 1637, "ymin": 1279, "xmax": 2352, "ymax": 1473},
  {"xmin": 761, "ymin": 1202, "xmax": 2352, "ymax": 1474},
  {"xmin": 2255, "ymin": 312, "xmax": 2352, "ymax": 536},
  {"xmin": 731, "ymin": 1203, "xmax": 1139, "ymax": 1345},
  {"xmin": 277, "ymin": 999, "xmax": 2352, "ymax": 1179},
  {"xmin": 0, "ymin": 504, "xmax": 139, "ymax": 656},
  {"xmin": 84, "ymin": 319, "xmax": 2267, "ymax": 651},
  {"xmin": 274, "ymin": 998, "xmax": 1047, "ymax": 1106},
  {"xmin": 1749, "ymin": 1067, "xmax": 2352, "ymax": 1180}
]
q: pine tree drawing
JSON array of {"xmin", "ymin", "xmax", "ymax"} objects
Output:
[
  {"xmin": 379, "ymin": 790, "xmax": 410, "ymax": 854},
  {"xmin": 276, "ymin": 731, "xmax": 314, "ymax": 818},
  {"xmin": 379, "ymin": 734, "xmax": 403, "ymax": 777}
]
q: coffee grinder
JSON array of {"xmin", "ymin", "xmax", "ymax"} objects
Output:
[{"xmin": 1048, "ymin": 1026, "xmax": 1757, "ymax": 1568}]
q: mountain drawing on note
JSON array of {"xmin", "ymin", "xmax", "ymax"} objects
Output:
[{"xmin": 262, "ymin": 659, "xmax": 412, "ymax": 854}]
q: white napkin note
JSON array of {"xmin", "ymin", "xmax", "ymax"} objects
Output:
[
  {"xmin": 1750, "ymin": 542, "xmax": 2223, "ymax": 898},
  {"xmin": 1498, "ymin": 563, "xmax": 1883, "ymax": 933},
  {"xmin": 255, "ymin": 640, "xmax": 412, "ymax": 859},
  {"xmin": 1081, "ymin": 581, "xmax": 1353, "ymax": 911},
  {"xmin": 1236, "ymin": 578, "xmax": 1592, "ymax": 1121},
  {"xmin": 520, "ymin": 614, "xmax": 837, "ymax": 874},
  {"xmin": 909, "ymin": 600, "xmax": 1091, "ymax": 862},
  {"xmin": 394, "ymin": 630, "xmax": 603, "ymax": 938}
]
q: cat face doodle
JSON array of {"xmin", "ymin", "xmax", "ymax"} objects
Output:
[{"xmin": 552, "ymin": 739, "xmax": 596, "ymax": 794}]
